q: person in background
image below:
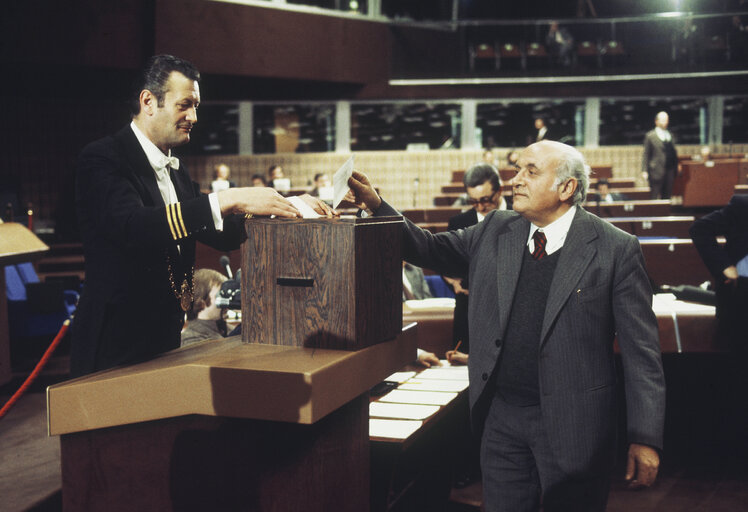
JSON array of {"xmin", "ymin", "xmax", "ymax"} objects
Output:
[
  {"xmin": 546, "ymin": 21, "xmax": 575, "ymax": 67},
  {"xmin": 642, "ymin": 111, "xmax": 679, "ymax": 199},
  {"xmin": 268, "ymin": 164, "xmax": 290, "ymax": 192},
  {"xmin": 534, "ymin": 117, "xmax": 550, "ymax": 142},
  {"xmin": 181, "ymin": 268, "xmax": 228, "ymax": 346},
  {"xmin": 250, "ymin": 174, "xmax": 267, "ymax": 187},
  {"xmin": 591, "ymin": 179, "xmax": 627, "ymax": 203},
  {"xmin": 310, "ymin": 173, "xmax": 333, "ymax": 204},
  {"xmin": 690, "ymin": 194, "xmax": 748, "ymax": 456},
  {"xmin": 403, "ymin": 261, "xmax": 432, "ymax": 302},
  {"xmin": 210, "ymin": 163, "xmax": 236, "ymax": 193}
]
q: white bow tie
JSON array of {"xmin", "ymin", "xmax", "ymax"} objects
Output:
[{"xmin": 157, "ymin": 155, "xmax": 180, "ymax": 172}]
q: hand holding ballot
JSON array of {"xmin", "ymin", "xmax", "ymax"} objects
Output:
[{"xmin": 346, "ymin": 170, "xmax": 382, "ymax": 212}]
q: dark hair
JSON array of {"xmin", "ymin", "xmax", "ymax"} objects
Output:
[
  {"xmin": 268, "ymin": 165, "xmax": 282, "ymax": 176},
  {"xmin": 597, "ymin": 178, "xmax": 609, "ymax": 186},
  {"xmin": 464, "ymin": 163, "xmax": 500, "ymax": 192},
  {"xmin": 313, "ymin": 173, "xmax": 325, "ymax": 181},
  {"xmin": 251, "ymin": 174, "xmax": 267, "ymax": 186},
  {"xmin": 129, "ymin": 55, "xmax": 200, "ymax": 117}
]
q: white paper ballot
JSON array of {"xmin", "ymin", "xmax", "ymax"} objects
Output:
[
  {"xmin": 379, "ymin": 389, "xmax": 458, "ymax": 406},
  {"xmin": 369, "ymin": 402, "xmax": 440, "ymax": 420},
  {"xmin": 370, "ymin": 419, "xmax": 423, "ymax": 440},
  {"xmin": 286, "ymin": 195, "xmax": 322, "ymax": 219},
  {"xmin": 332, "ymin": 155, "xmax": 354, "ymax": 208},
  {"xmin": 383, "ymin": 371, "xmax": 417, "ymax": 384},
  {"xmin": 398, "ymin": 379, "xmax": 469, "ymax": 393}
]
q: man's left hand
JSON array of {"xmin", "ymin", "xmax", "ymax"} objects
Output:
[{"xmin": 625, "ymin": 443, "xmax": 660, "ymax": 489}]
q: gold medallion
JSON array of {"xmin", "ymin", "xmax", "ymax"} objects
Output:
[{"xmin": 180, "ymin": 280, "xmax": 193, "ymax": 312}]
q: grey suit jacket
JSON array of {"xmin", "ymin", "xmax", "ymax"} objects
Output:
[
  {"xmin": 377, "ymin": 201, "xmax": 665, "ymax": 476},
  {"xmin": 642, "ymin": 129, "xmax": 677, "ymax": 180}
]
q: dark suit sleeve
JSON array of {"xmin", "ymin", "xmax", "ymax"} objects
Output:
[
  {"xmin": 613, "ymin": 235, "xmax": 666, "ymax": 450},
  {"xmin": 690, "ymin": 195, "xmax": 748, "ymax": 279},
  {"xmin": 376, "ymin": 200, "xmax": 472, "ymax": 279},
  {"xmin": 76, "ymin": 139, "xmax": 233, "ymax": 253}
]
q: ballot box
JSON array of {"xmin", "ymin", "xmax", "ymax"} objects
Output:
[{"xmin": 242, "ymin": 215, "xmax": 403, "ymax": 350}]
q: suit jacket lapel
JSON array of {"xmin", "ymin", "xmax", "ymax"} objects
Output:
[
  {"xmin": 497, "ymin": 216, "xmax": 530, "ymax": 339},
  {"xmin": 114, "ymin": 126, "xmax": 164, "ymax": 208},
  {"xmin": 540, "ymin": 208, "xmax": 598, "ymax": 344}
]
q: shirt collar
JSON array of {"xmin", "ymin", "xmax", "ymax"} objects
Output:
[
  {"xmin": 130, "ymin": 121, "xmax": 180, "ymax": 172},
  {"xmin": 527, "ymin": 205, "xmax": 577, "ymax": 255},
  {"xmin": 655, "ymin": 127, "xmax": 671, "ymax": 141}
]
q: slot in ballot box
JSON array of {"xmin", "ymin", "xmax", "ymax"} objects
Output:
[{"xmin": 242, "ymin": 215, "xmax": 403, "ymax": 349}]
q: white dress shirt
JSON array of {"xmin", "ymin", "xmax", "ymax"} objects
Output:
[
  {"xmin": 130, "ymin": 121, "xmax": 223, "ymax": 230},
  {"xmin": 527, "ymin": 205, "xmax": 577, "ymax": 256}
]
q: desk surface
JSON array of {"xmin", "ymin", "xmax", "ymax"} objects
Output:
[
  {"xmin": 48, "ymin": 328, "xmax": 417, "ymax": 435},
  {"xmin": 401, "ymin": 294, "xmax": 718, "ymax": 354}
]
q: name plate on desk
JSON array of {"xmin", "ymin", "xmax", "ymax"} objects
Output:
[{"xmin": 242, "ymin": 216, "xmax": 403, "ymax": 350}]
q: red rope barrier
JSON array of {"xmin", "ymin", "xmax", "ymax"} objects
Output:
[{"xmin": 0, "ymin": 318, "xmax": 70, "ymax": 420}]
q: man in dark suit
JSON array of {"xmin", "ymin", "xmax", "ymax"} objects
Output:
[
  {"xmin": 348, "ymin": 140, "xmax": 665, "ymax": 511},
  {"xmin": 642, "ymin": 111, "xmax": 678, "ymax": 199},
  {"xmin": 445, "ymin": 163, "xmax": 507, "ymax": 356},
  {"xmin": 73, "ymin": 55, "xmax": 330, "ymax": 377},
  {"xmin": 690, "ymin": 194, "xmax": 748, "ymax": 353}
]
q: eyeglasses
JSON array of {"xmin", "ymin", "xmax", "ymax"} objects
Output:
[{"xmin": 467, "ymin": 191, "xmax": 499, "ymax": 206}]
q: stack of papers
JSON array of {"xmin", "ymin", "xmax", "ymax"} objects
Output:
[{"xmin": 369, "ymin": 359, "xmax": 470, "ymax": 440}]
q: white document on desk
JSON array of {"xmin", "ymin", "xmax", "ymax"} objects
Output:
[
  {"xmin": 379, "ymin": 389, "xmax": 458, "ymax": 406},
  {"xmin": 383, "ymin": 371, "xmax": 417, "ymax": 383},
  {"xmin": 399, "ymin": 379, "xmax": 468, "ymax": 393},
  {"xmin": 369, "ymin": 402, "xmax": 440, "ymax": 420},
  {"xmin": 416, "ymin": 366, "xmax": 469, "ymax": 381},
  {"xmin": 332, "ymin": 155, "xmax": 354, "ymax": 208},
  {"xmin": 370, "ymin": 419, "xmax": 422, "ymax": 440}
]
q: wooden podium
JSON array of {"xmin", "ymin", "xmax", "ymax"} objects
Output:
[
  {"xmin": 0, "ymin": 222, "xmax": 49, "ymax": 385},
  {"xmin": 48, "ymin": 215, "xmax": 413, "ymax": 511}
]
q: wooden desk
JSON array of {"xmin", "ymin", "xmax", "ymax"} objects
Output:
[
  {"xmin": 401, "ymin": 295, "xmax": 719, "ymax": 354},
  {"xmin": 639, "ymin": 238, "xmax": 716, "ymax": 288},
  {"xmin": 49, "ymin": 330, "xmax": 417, "ymax": 511},
  {"xmin": 369, "ymin": 362, "xmax": 469, "ymax": 511},
  {"xmin": 605, "ymin": 216, "xmax": 695, "ymax": 239},
  {"xmin": 673, "ymin": 160, "xmax": 748, "ymax": 207},
  {"xmin": 585, "ymin": 200, "xmax": 672, "ymax": 218}
]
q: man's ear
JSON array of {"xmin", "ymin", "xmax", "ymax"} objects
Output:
[
  {"xmin": 139, "ymin": 89, "xmax": 156, "ymax": 116},
  {"xmin": 558, "ymin": 178, "xmax": 578, "ymax": 202}
]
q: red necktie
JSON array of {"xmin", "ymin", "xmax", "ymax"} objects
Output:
[{"xmin": 532, "ymin": 230, "xmax": 547, "ymax": 260}]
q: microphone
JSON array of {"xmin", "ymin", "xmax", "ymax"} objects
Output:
[{"xmin": 219, "ymin": 255, "xmax": 233, "ymax": 279}]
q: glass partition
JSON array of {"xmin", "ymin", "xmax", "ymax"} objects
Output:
[
  {"xmin": 351, "ymin": 103, "xmax": 461, "ymax": 150},
  {"xmin": 477, "ymin": 100, "xmax": 584, "ymax": 148},
  {"xmin": 599, "ymin": 98, "xmax": 705, "ymax": 145},
  {"xmin": 253, "ymin": 104, "xmax": 336, "ymax": 154}
]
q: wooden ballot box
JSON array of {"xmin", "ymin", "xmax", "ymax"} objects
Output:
[{"xmin": 242, "ymin": 215, "xmax": 403, "ymax": 350}]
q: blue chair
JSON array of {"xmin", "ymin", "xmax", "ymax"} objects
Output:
[
  {"xmin": 425, "ymin": 274, "xmax": 455, "ymax": 299},
  {"xmin": 4, "ymin": 263, "xmax": 77, "ymax": 338}
]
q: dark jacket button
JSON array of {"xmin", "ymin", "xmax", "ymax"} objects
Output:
[{"xmin": 482, "ymin": 373, "xmax": 488, "ymax": 381}]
